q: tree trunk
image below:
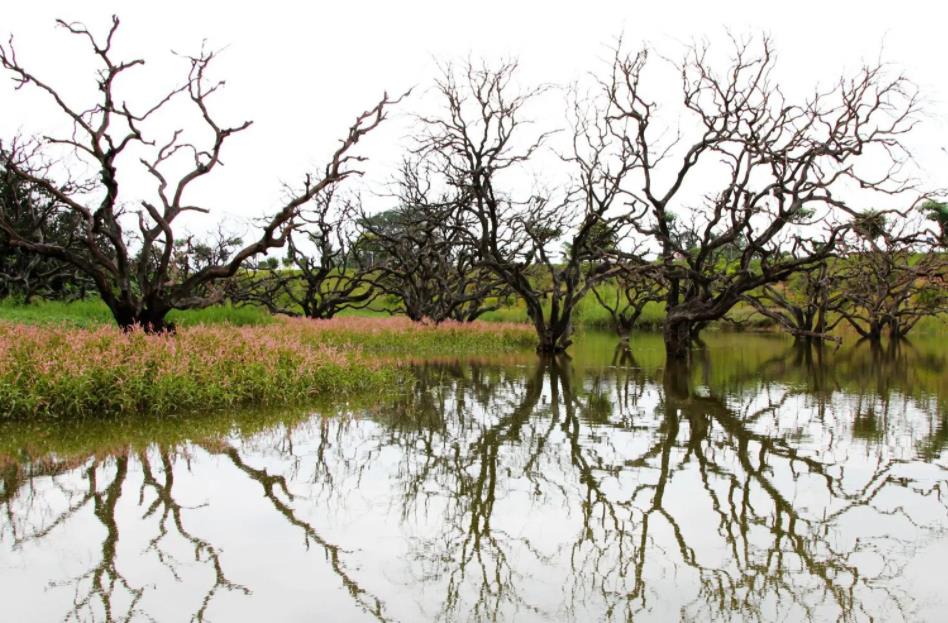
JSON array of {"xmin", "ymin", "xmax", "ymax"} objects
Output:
[
  {"xmin": 887, "ymin": 317, "xmax": 907, "ymax": 340},
  {"xmin": 663, "ymin": 316, "xmax": 693, "ymax": 362},
  {"xmin": 110, "ymin": 302, "xmax": 175, "ymax": 333},
  {"xmin": 613, "ymin": 315, "xmax": 634, "ymax": 342},
  {"xmin": 534, "ymin": 319, "xmax": 572, "ymax": 354},
  {"xmin": 535, "ymin": 329, "xmax": 570, "ymax": 354},
  {"xmin": 662, "ymin": 358, "xmax": 691, "ymax": 400},
  {"xmin": 527, "ymin": 300, "xmax": 573, "ymax": 355}
]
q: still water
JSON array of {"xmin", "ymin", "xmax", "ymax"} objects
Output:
[{"xmin": 1, "ymin": 332, "xmax": 946, "ymax": 622}]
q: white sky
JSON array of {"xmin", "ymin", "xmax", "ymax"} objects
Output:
[{"xmin": 2, "ymin": 0, "xmax": 947, "ymax": 240}]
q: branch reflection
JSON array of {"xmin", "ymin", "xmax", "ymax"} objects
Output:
[{"xmin": 0, "ymin": 338, "xmax": 945, "ymax": 622}]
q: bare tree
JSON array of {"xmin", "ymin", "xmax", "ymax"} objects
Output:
[
  {"xmin": 835, "ymin": 211, "xmax": 948, "ymax": 340},
  {"xmin": 594, "ymin": 36, "xmax": 918, "ymax": 360},
  {"xmin": 0, "ymin": 16, "xmax": 400, "ymax": 330},
  {"xmin": 358, "ymin": 159, "xmax": 510, "ymax": 323},
  {"xmin": 590, "ymin": 264, "xmax": 664, "ymax": 341},
  {"xmin": 415, "ymin": 60, "xmax": 638, "ymax": 352},
  {"xmin": 734, "ymin": 260, "xmax": 845, "ymax": 342},
  {"xmin": 230, "ymin": 189, "xmax": 378, "ymax": 319}
]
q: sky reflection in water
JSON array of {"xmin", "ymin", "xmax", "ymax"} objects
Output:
[{"xmin": 1, "ymin": 332, "xmax": 947, "ymax": 622}]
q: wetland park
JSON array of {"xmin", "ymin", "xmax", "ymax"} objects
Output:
[{"xmin": 1, "ymin": 6, "xmax": 947, "ymax": 622}]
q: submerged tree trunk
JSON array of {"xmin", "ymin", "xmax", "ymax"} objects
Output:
[
  {"xmin": 534, "ymin": 325, "xmax": 572, "ymax": 354},
  {"xmin": 662, "ymin": 358, "xmax": 691, "ymax": 400},
  {"xmin": 612, "ymin": 314, "xmax": 636, "ymax": 345},
  {"xmin": 663, "ymin": 316, "xmax": 694, "ymax": 362},
  {"xmin": 864, "ymin": 320, "xmax": 884, "ymax": 342},
  {"xmin": 530, "ymin": 307, "xmax": 573, "ymax": 355}
]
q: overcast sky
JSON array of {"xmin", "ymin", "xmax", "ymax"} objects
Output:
[{"xmin": 2, "ymin": 0, "xmax": 946, "ymax": 236}]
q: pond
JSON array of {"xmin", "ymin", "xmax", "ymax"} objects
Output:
[{"xmin": 1, "ymin": 332, "xmax": 947, "ymax": 622}]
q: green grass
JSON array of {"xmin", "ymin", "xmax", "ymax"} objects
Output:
[
  {"xmin": 0, "ymin": 298, "xmax": 115, "ymax": 327},
  {"xmin": 0, "ymin": 298, "xmax": 273, "ymax": 327},
  {"xmin": 168, "ymin": 304, "xmax": 274, "ymax": 327}
]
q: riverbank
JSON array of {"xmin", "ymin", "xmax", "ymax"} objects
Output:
[{"xmin": 0, "ymin": 317, "xmax": 535, "ymax": 419}]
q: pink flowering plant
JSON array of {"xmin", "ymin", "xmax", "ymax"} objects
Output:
[{"xmin": 0, "ymin": 317, "xmax": 534, "ymax": 418}]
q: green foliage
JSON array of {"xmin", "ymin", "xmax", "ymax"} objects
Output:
[
  {"xmin": 921, "ymin": 199, "xmax": 948, "ymax": 244},
  {"xmin": 852, "ymin": 210, "xmax": 887, "ymax": 240},
  {"xmin": 921, "ymin": 200, "xmax": 948, "ymax": 225}
]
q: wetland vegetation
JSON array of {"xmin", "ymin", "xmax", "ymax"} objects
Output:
[
  {"xmin": 1, "ymin": 332, "xmax": 946, "ymax": 622},
  {"xmin": 0, "ymin": 10, "xmax": 947, "ymax": 623}
]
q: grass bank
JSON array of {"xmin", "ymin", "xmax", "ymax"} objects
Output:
[{"xmin": 0, "ymin": 317, "xmax": 534, "ymax": 420}]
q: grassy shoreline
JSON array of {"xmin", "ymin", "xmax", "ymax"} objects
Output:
[
  {"xmin": 6, "ymin": 296, "xmax": 943, "ymax": 335},
  {"xmin": 0, "ymin": 317, "xmax": 534, "ymax": 420},
  {"xmin": 0, "ymin": 298, "xmax": 943, "ymax": 421}
]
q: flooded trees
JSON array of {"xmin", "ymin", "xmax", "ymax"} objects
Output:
[
  {"xmin": 590, "ymin": 265, "xmax": 664, "ymax": 341},
  {"xmin": 0, "ymin": 16, "xmax": 400, "ymax": 331},
  {"xmin": 834, "ymin": 211, "xmax": 948, "ymax": 341},
  {"xmin": 414, "ymin": 61, "xmax": 632, "ymax": 353},
  {"xmin": 591, "ymin": 37, "xmax": 918, "ymax": 360},
  {"xmin": 736, "ymin": 261, "xmax": 844, "ymax": 342}
]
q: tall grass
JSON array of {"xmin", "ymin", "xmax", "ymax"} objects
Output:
[{"xmin": 0, "ymin": 317, "xmax": 535, "ymax": 419}]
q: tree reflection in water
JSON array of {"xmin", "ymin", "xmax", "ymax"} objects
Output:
[{"xmin": 0, "ymin": 337, "xmax": 946, "ymax": 622}]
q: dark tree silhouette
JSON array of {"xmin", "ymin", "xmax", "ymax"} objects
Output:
[{"xmin": 0, "ymin": 161, "xmax": 94, "ymax": 301}]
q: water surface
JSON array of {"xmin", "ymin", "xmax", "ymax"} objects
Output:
[{"xmin": 2, "ymin": 332, "xmax": 947, "ymax": 622}]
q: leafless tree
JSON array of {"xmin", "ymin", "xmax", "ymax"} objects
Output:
[
  {"xmin": 590, "ymin": 264, "xmax": 664, "ymax": 341},
  {"xmin": 0, "ymin": 16, "xmax": 401, "ymax": 330},
  {"xmin": 358, "ymin": 159, "xmax": 510, "ymax": 323},
  {"xmin": 834, "ymin": 211, "xmax": 948, "ymax": 340},
  {"xmin": 414, "ymin": 60, "xmax": 639, "ymax": 352},
  {"xmin": 593, "ymin": 35, "xmax": 918, "ymax": 360},
  {"xmin": 734, "ymin": 260, "xmax": 845, "ymax": 342},
  {"xmin": 230, "ymin": 188, "xmax": 378, "ymax": 319}
]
